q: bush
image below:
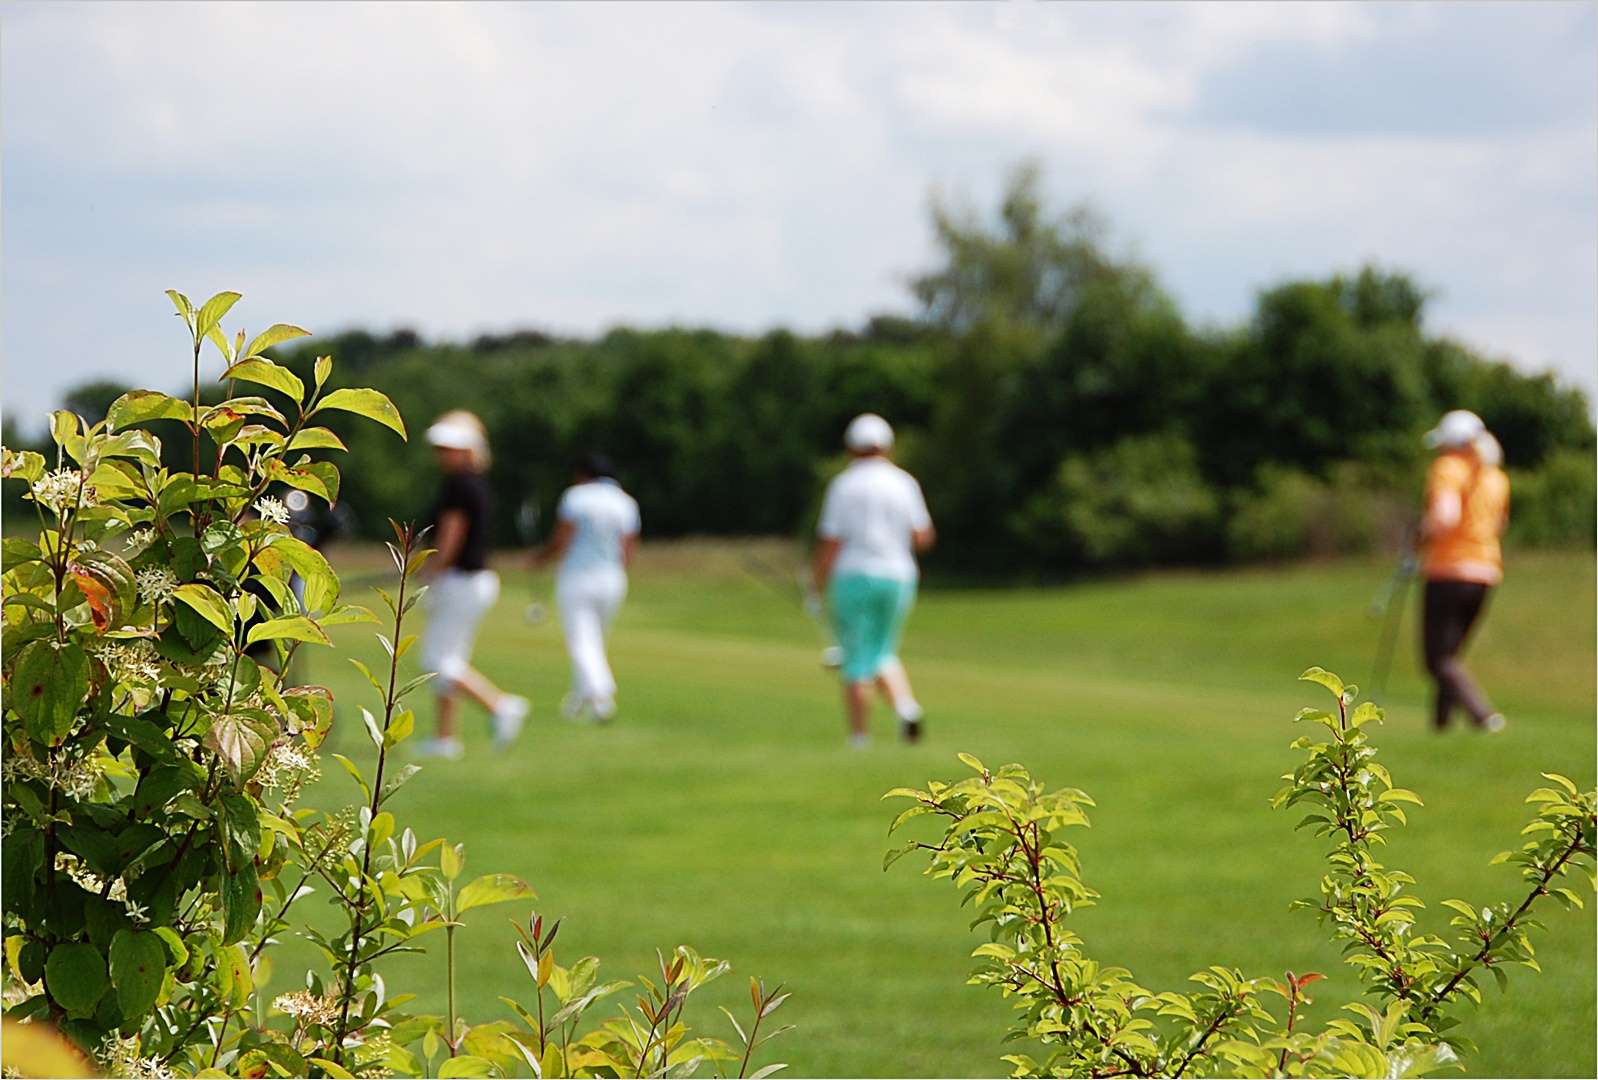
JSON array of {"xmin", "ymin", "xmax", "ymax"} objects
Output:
[
  {"xmin": 887, "ymin": 668, "xmax": 1596, "ymax": 1078},
  {"xmin": 1, "ymin": 291, "xmax": 789, "ymax": 1079},
  {"xmin": 1012, "ymin": 433, "xmax": 1222, "ymax": 568},
  {"xmin": 1509, "ymin": 450, "xmax": 1596, "ymax": 548},
  {"xmin": 1227, "ymin": 463, "xmax": 1404, "ymax": 562}
]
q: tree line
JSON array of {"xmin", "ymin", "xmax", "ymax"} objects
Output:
[{"xmin": 10, "ymin": 165, "xmax": 1593, "ymax": 574}]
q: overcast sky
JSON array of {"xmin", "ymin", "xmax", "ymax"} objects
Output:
[{"xmin": 4, "ymin": 1, "xmax": 1594, "ymax": 427}]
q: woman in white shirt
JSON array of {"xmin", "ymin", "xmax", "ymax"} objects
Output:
[
  {"xmin": 812, "ymin": 414, "xmax": 935, "ymax": 747},
  {"xmin": 533, "ymin": 453, "xmax": 640, "ymax": 723}
]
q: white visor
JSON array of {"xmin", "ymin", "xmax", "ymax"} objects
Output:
[
  {"xmin": 426, "ymin": 419, "xmax": 485, "ymax": 453},
  {"xmin": 1423, "ymin": 409, "xmax": 1486, "ymax": 450}
]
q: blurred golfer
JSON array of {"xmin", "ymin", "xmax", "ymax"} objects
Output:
[
  {"xmin": 1418, "ymin": 409, "xmax": 1509, "ymax": 733},
  {"xmin": 534, "ymin": 453, "xmax": 640, "ymax": 723},
  {"xmin": 416, "ymin": 410, "xmax": 529, "ymax": 758},
  {"xmin": 813, "ymin": 413, "xmax": 933, "ymax": 747}
]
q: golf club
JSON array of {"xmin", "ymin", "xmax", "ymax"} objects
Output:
[
  {"xmin": 1368, "ymin": 543, "xmax": 1418, "ymax": 704},
  {"xmin": 739, "ymin": 552, "xmax": 842, "ymax": 670}
]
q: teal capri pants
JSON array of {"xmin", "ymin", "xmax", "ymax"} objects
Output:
[{"xmin": 827, "ymin": 573, "xmax": 917, "ymax": 683}]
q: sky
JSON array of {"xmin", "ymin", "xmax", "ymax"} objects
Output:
[{"xmin": 4, "ymin": 1, "xmax": 1595, "ymax": 428}]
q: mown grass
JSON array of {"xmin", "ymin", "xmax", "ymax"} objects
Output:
[{"xmin": 288, "ymin": 542, "xmax": 1595, "ymax": 1077}]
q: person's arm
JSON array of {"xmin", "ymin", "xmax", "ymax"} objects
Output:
[
  {"xmin": 1418, "ymin": 460, "xmax": 1463, "ymax": 544},
  {"xmin": 532, "ymin": 520, "xmax": 576, "ymax": 568},
  {"xmin": 430, "ymin": 510, "xmax": 468, "ymax": 573},
  {"xmin": 910, "ymin": 479, "xmax": 935, "ymax": 552},
  {"xmin": 622, "ymin": 532, "xmax": 639, "ymax": 571},
  {"xmin": 812, "ymin": 537, "xmax": 841, "ymax": 594}
]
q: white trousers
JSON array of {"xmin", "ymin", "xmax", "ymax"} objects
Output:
[
  {"xmin": 556, "ymin": 571, "xmax": 627, "ymax": 707},
  {"xmin": 419, "ymin": 569, "xmax": 500, "ymax": 686}
]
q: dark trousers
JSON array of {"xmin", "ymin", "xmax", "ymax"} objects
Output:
[{"xmin": 1421, "ymin": 580, "xmax": 1496, "ymax": 729}]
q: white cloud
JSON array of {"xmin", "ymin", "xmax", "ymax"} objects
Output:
[{"xmin": 2, "ymin": 0, "xmax": 1592, "ymax": 423}]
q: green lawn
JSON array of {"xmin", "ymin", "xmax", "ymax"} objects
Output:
[{"xmin": 290, "ymin": 543, "xmax": 1596, "ymax": 1078}]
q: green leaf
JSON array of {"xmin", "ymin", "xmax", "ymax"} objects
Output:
[
  {"xmin": 244, "ymin": 323, "xmax": 311, "ymax": 359},
  {"xmin": 151, "ymin": 927, "xmax": 188, "ymax": 968},
  {"xmin": 457, "ymin": 873, "xmax": 536, "ymax": 915},
  {"xmin": 165, "ymin": 288, "xmax": 195, "ymax": 323},
  {"xmin": 204, "ymin": 712, "xmax": 277, "ymax": 787},
  {"xmin": 107, "ymin": 390, "xmax": 195, "ymax": 432},
  {"xmin": 258, "ymin": 534, "xmax": 339, "ymax": 613},
  {"xmin": 313, "ymin": 387, "xmax": 408, "ymax": 439},
  {"xmin": 207, "ymin": 322, "xmax": 235, "ymax": 364},
  {"xmin": 245, "ymin": 615, "xmax": 331, "ymax": 647},
  {"xmin": 222, "ymin": 358, "xmax": 305, "ymax": 404},
  {"xmin": 1298, "ymin": 666, "xmax": 1345, "ymax": 698},
  {"xmin": 220, "ymin": 860, "xmax": 262, "ymax": 946},
  {"xmin": 285, "ymin": 427, "xmax": 348, "ymax": 453},
  {"xmin": 314, "ymin": 355, "xmax": 333, "ymax": 389},
  {"xmin": 11, "ymin": 641, "xmax": 91, "ymax": 744},
  {"xmin": 441, "ymin": 842, "xmax": 464, "ymax": 882},
  {"xmin": 1541, "ymin": 772, "xmax": 1580, "ymax": 796},
  {"xmin": 384, "ymin": 709, "xmax": 414, "ymax": 748},
  {"xmin": 195, "ymin": 290, "xmax": 243, "ymax": 339},
  {"xmin": 2, "ymin": 448, "xmax": 47, "ymax": 483},
  {"xmin": 1378, "ymin": 789, "xmax": 1424, "ymax": 806},
  {"xmin": 437, "ymin": 1055, "xmax": 494, "ymax": 1079},
  {"xmin": 44, "ymin": 942, "xmax": 108, "ymax": 1017},
  {"xmin": 309, "ymin": 1058, "xmax": 356, "ymax": 1079},
  {"xmin": 108, "ymin": 930, "xmax": 166, "ymax": 1020},
  {"xmin": 172, "ymin": 582, "xmax": 233, "ymax": 634}
]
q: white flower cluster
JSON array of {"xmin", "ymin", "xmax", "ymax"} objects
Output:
[
  {"xmin": 5, "ymin": 748, "xmax": 103, "ymax": 801},
  {"xmin": 96, "ymin": 638, "xmax": 164, "ymax": 688},
  {"xmin": 99, "ymin": 1034, "xmax": 174, "ymax": 1080},
  {"xmin": 258, "ymin": 740, "xmax": 320, "ymax": 804},
  {"xmin": 30, "ymin": 468, "xmax": 95, "ymax": 514},
  {"xmin": 254, "ymin": 495, "xmax": 292, "ymax": 525},
  {"xmin": 123, "ymin": 527, "xmax": 157, "ymax": 557},
  {"xmin": 273, "ymin": 990, "xmax": 342, "ymax": 1027},
  {"xmin": 134, "ymin": 566, "xmax": 179, "ymax": 605}
]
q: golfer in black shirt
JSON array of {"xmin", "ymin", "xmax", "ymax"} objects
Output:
[{"xmin": 415, "ymin": 410, "xmax": 529, "ymax": 758}]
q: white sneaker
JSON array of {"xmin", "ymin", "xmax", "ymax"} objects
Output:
[
  {"xmin": 493, "ymin": 695, "xmax": 530, "ymax": 747},
  {"xmin": 849, "ymin": 732, "xmax": 871, "ymax": 750},
  {"xmin": 1482, "ymin": 713, "xmax": 1507, "ymax": 734},
  {"xmin": 591, "ymin": 697, "xmax": 616, "ymax": 725},
  {"xmin": 415, "ymin": 736, "xmax": 464, "ymax": 760}
]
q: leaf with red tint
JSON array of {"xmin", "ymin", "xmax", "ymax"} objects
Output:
[{"xmin": 68, "ymin": 563, "xmax": 115, "ymax": 631}]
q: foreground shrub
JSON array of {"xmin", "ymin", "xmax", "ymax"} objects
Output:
[
  {"xmin": 1, "ymin": 291, "xmax": 788, "ymax": 1079},
  {"xmin": 887, "ymin": 668, "xmax": 1595, "ymax": 1077}
]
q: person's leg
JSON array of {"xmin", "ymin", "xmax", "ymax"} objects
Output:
[
  {"xmin": 560, "ymin": 582, "xmax": 609, "ymax": 713},
  {"xmin": 843, "ymin": 681, "xmax": 872, "ymax": 742},
  {"xmin": 874, "ymin": 581, "xmax": 921, "ymax": 733},
  {"xmin": 587, "ymin": 578, "xmax": 625, "ymax": 719},
  {"xmin": 829, "ymin": 574, "xmax": 878, "ymax": 744},
  {"xmin": 424, "ymin": 571, "xmax": 525, "ymax": 752},
  {"xmin": 419, "ymin": 573, "xmax": 468, "ymax": 754},
  {"xmin": 1422, "ymin": 581, "xmax": 1459, "ymax": 730},
  {"xmin": 435, "ymin": 690, "xmax": 461, "ymax": 740},
  {"xmin": 1436, "ymin": 584, "xmax": 1497, "ymax": 727},
  {"xmin": 448, "ymin": 666, "xmax": 509, "ymax": 712}
]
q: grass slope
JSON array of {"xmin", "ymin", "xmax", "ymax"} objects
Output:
[{"xmin": 291, "ymin": 543, "xmax": 1595, "ymax": 1078}]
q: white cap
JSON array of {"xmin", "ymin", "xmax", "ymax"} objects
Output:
[
  {"xmin": 1423, "ymin": 409, "xmax": 1486, "ymax": 450},
  {"xmin": 844, "ymin": 413, "xmax": 894, "ymax": 452},
  {"xmin": 425, "ymin": 418, "xmax": 486, "ymax": 452},
  {"xmin": 1472, "ymin": 431, "xmax": 1503, "ymax": 468}
]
